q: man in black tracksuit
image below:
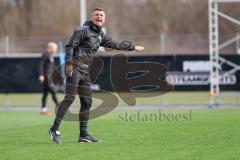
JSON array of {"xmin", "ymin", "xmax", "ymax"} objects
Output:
[
  {"xmin": 49, "ymin": 8, "xmax": 144, "ymax": 144},
  {"xmin": 39, "ymin": 42, "xmax": 59, "ymax": 115}
]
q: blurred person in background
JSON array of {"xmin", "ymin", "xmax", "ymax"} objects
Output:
[
  {"xmin": 39, "ymin": 42, "xmax": 59, "ymax": 116},
  {"xmin": 49, "ymin": 7, "xmax": 144, "ymax": 144}
]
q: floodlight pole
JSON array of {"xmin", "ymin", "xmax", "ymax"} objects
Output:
[{"xmin": 80, "ymin": 0, "xmax": 87, "ymax": 26}]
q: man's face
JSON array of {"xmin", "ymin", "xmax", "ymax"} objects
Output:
[
  {"xmin": 47, "ymin": 46, "xmax": 58, "ymax": 55},
  {"xmin": 91, "ymin": 10, "xmax": 105, "ymax": 27}
]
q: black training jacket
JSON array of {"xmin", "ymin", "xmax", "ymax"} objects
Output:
[
  {"xmin": 65, "ymin": 21, "xmax": 135, "ymax": 71},
  {"xmin": 39, "ymin": 52, "xmax": 55, "ymax": 77}
]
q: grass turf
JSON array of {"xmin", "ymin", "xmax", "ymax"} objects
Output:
[
  {"xmin": 0, "ymin": 92, "xmax": 239, "ymax": 107},
  {"xmin": 0, "ymin": 109, "xmax": 240, "ymax": 160}
]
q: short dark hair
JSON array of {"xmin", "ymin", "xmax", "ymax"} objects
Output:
[{"xmin": 91, "ymin": 7, "xmax": 104, "ymax": 13}]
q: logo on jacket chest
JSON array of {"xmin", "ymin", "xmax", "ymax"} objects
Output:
[
  {"xmin": 98, "ymin": 36, "xmax": 102, "ymax": 42},
  {"xmin": 89, "ymin": 35, "xmax": 102, "ymax": 44}
]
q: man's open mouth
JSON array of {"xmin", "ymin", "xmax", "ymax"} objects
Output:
[{"xmin": 96, "ymin": 19, "xmax": 102, "ymax": 23}]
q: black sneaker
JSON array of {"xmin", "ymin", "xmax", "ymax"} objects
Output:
[
  {"xmin": 78, "ymin": 134, "xmax": 101, "ymax": 143},
  {"xmin": 48, "ymin": 129, "xmax": 61, "ymax": 144}
]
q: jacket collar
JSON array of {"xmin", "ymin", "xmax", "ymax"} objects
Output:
[{"xmin": 83, "ymin": 21, "xmax": 103, "ymax": 33}]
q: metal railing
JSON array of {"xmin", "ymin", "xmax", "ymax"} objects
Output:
[{"xmin": 0, "ymin": 34, "xmax": 239, "ymax": 55}]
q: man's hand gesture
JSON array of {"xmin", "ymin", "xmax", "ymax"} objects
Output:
[
  {"xmin": 135, "ymin": 46, "xmax": 145, "ymax": 51},
  {"xmin": 65, "ymin": 64, "xmax": 73, "ymax": 78},
  {"xmin": 39, "ymin": 75, "xmax": 44, "ymax": 83}
]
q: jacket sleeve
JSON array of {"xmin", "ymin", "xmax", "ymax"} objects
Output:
[
  {"xmin": 39, "ymin": 54, "xmax": 46, "ymax": 75},
  {"xmin": 100, "ymin": 34, "xmax": 135, "ymax": 51},
  {"xmin": 65, "ymin": 28, "xmax": 87, "ymax": 65}
]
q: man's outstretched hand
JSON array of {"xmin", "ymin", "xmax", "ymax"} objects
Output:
[
  {"xmin": 135, "ymin": 46, "xmax": 145, "ymax": 51},
  {"xmin": 65, "ymin": 64, "xmax": 73, "ymax": 77},
  {"xmin": 39, "ymin": 75, "xmax": 44, "ymax": 83}
]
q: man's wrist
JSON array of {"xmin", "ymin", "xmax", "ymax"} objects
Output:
[{"xmin": 65, "ymin": 60, "xmax": 73, "ymax": 66}]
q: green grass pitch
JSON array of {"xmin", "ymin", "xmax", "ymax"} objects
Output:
[
  {"xmin": 0, "ymin": 92, "xmax": 238, "ymax": 106},
  {"xmin": 0, "ymin": 109, "xmax": 240, "ymax": 160}
]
